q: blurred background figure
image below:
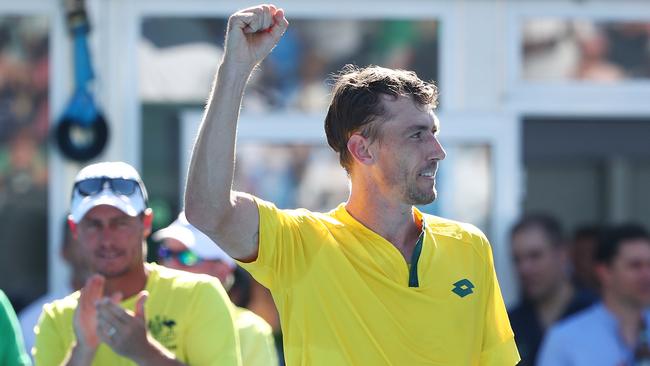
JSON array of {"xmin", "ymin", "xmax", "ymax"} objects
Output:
[
  {"xmin": 508, "ymin": 214, "xmax": 597, "ymax": 366},
  {"xmin": 154, "ymin": 212, "xmax": 279, "ymax": 366},
  {"xmin": 18, "ymin": 217, "xmax": 91, "ymax": 360},
  {"xmin": 537, "ymin": 224, "xmax": 650, "ymax": 366},
  {"xmin": 570, "ymin": 225, "xmax": 602, "ymax": 294},
  {"xmin": 0, "ymin": 289, "xmax": 31, "ymax": 365},
  {"xmin": 522, "ymin": 19, "xmax": 580, "ymax": 80},
  {"xmin": 573, "ymin": 21, "xmax": 624, "ymax": 81},
  {"xmin": 0, "ymin": 16, "xmax": 49, "ymax": 315},
  {"xmin": 33, "ymin": 162, "xmax": 240, "ymax": 365}
]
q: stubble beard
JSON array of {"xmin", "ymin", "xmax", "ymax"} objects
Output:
[
  {"xmin": 382, "ymin": 160, "xmax": 438, "ymax": 206},
  {"xmin": 405, "ymin": 185, "xmax": 437, "ymax": 205},
  {"xmin": 94, "ymin": 262, "xmax": 131, "ymax": 279},
  {"xmin": 387, "ymin": 165, "xmax": 438, "ymax": 206},
  {"xmin": 92, "ymin": 248, "xmax": 141, "ymax": 279},
  {"xmin": 403, "ymin": 175, "xmax": 437, "ymax": 205}
]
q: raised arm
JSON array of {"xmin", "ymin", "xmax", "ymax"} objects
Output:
[{"xmin": 184, "ymin": 4, "xmax": 288, "ymax": 260}]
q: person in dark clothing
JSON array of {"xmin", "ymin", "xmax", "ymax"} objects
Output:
[
  {"xmin": 508, "ymin": 214, "xmax": 597, "ymax": 366},
  {"xmin": 570, "ymin": 225, "xmax": 602, "ymax": 294}
]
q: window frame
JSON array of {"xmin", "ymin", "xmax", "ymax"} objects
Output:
[{"xmin": 507, "ymin": 1, "xmax": 650, "ymax": 115}]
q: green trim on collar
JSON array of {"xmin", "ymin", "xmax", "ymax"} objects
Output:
[{"xmin": 408, "ymin": 222, "xmax": 425, "ymax": 288}]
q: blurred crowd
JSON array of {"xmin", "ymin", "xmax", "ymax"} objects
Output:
[
  {"xmin": 509, "ymin": 215, "xmax": 650, "ymax": 365},
  {"xmin": 523, "ymin": 20, "xmax": 650, "ymax": 81},
  {"xmin": 0, "ymin": 16, "xmax": 49, "ymax": 313},
  {"xmin": 139, "ymin": 18, "xmax": 439, "ymax": 110},
  {"xmin": 3, "ymin": 11, "xmax": 650, "ymax": 366}
]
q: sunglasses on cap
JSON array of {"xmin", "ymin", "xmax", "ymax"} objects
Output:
[
  {"xmin": 158, "ymin": 246, "xmax": 203, "ymax": 267},
  {"xmin": 73, "ymin": 177, "xmax": 141, "ymax": 197}
]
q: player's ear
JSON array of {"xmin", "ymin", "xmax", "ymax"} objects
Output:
[{"xmin": 347, "ymin": 133, "xmax": 375, "ymax": 166}]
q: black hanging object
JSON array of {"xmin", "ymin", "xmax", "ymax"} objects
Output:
[{"xmin": 54, "ymin": 0, "xmax": 108, "ymax": 161}]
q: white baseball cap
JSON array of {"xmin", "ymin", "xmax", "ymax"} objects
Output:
[
  {"xmin": 69, "ymin": 162, "xmax": 148, "ymax": 223},
  {"xmin": 152, "ymin": 211, "xmax": 236, "ymax": 268}
]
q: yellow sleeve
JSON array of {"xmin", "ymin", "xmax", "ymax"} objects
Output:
[
  {"xmin": 237, "ymin": 196, "xmax": 314, "ymax": 290},
  {"xmin": 479, "ymin": 234, "xmax": 521, "ymax": 366},
  {"xmin": 183, "ymin": 279, "xmax": 241, "ymax": 366},
  {"xmin": 33, "ymin": 304, "xmax": 70, "ymax": 366}
]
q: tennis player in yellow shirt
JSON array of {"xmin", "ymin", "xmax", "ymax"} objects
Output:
[{"xmin": 185, "ymin": 4, "xmax": 520, "ymax": 365}]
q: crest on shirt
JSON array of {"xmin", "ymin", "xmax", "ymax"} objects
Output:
[
  {"xmin": 148, "ymin": 315, "xmax": 178, "ymax": 350},
  {"xmin": 451, "ymin": 278, "xmax": 475, "ymax": 298}
]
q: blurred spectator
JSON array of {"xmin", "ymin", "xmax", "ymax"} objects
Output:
[
  {"xmin": 33, "ymin": 162, "xmax": 239, "ymax": 365},
  {"xmin": 538, "ymin": 224, "xmax": 650, "ymax": 366},
  {"xmin": 523, "ymin": 19, "xmax": 650, "ymax": 82},
  {"xmin": 573, "ymin": 21, "xmax": 624, "ymax": 81},
  {"xmin": 522, "ymin": 19, "xmax": 580, "ymax": 80},
  {"xmin": 508, "ymin": 214, "xmax": 597, "ymax": 366},
  {"xmin": 570, "ymin": 225, "xmax": 602, "ymax": 294},
  {"xmin": 0, "ymin": 16, "xmax": 49, "ymax": 313},
  {"xmin": 18, "ymin": 217, "xmax": 91, "ymax": 361},
  {"xmin": 0, "ymin": 289, "xmax": 31, "ymax": 365},
  {"xmin": 154, "ymin": 212, "xmax": 278, "ymax": 366}
]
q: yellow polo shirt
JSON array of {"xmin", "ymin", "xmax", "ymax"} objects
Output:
[
  {"xmin": 33, "ymin": 263, "xmax": 241, "ymax": 366},
  {"xmin": 238, "ymin": 199, "xmax": 519, "ymax": 366}
]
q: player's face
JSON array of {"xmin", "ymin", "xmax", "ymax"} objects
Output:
[
  {"xmin": 600, "ymin": 240, "xmax": 650, "ymax": 308},
  {"xmin": 75, "ymin": 205, "xmax": 151, "ymax": 278},
  {"xmin": 369, "ymin": 96, "xmax": 446, "ymax": 205}
]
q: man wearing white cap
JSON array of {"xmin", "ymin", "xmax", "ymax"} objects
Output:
[
  {"xmin": 33, "ymin": 162, "xmax": 241, "ymax": 366},
  {"xmin": 154, "ymin": 212, "xmax": 278, "ymax": 366}
]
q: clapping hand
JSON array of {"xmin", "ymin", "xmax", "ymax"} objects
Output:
[
  {"xmin": 73, "ymin": 275, "xmax": 122, "ymax": 351},
  {"xmin": 95, "ymin": 291, "xmax": 150, "ymax": 360}
]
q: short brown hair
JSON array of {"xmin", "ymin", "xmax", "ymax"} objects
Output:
[{"xmin": 324, "ymin": 65, "xmax": 438, "ymax": 173}]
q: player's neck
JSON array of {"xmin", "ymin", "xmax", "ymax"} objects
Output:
[
  {"xmin": 103, "ymin": 263, "xmax": 149, "ymax": 301},
  {"xmin": 346, "ymin": 189, "xmax": 421, "ymax": 259}
]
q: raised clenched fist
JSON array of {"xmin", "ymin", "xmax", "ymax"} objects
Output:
[{"xmin": 223, "ymin": 4, "xmax": 289, "ymax": 71}]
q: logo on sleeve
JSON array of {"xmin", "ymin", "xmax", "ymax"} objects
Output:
[{"xmin": 451, "ymin": 279, "xmax": 475, "ymax": 298}]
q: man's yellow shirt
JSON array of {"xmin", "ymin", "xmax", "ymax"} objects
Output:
[
  {"xmin": 33, "ymin": 263, "xmax": 241, "ymax": 366},
  {"xmin": 238, "ymin": 198, "xmax": 520, "ymax": 366}
]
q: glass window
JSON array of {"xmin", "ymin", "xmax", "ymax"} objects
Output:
[
  {"xmin": 0, "ymin": 15, "xmax": 49, "ymax": 310},
  {"xmin": 434, "ymin": 144, "xmax": 492, "ymax": 235},
  {"xmin": 141, "ymin": 104, "xmax": 183, "ymax": 239},
  {"xmin": 234, "ymin": 143, "xmax": 349, "ymax": 211},
  {"xmin": 522, "ymin": 19, "xmax": 650, "ymax": 81},
  {"xmin": 523, "ymin": 116, "xmax": 650, "ymax": 231},
  {"xmin": 140, "ymin": 17, "xmax": 440, "ymax": 110}
]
